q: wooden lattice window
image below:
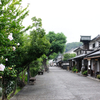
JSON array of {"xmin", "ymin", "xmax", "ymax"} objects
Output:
[{"xmin": 93, "ymin": 43, "xmax": 95, "ymax": 48}]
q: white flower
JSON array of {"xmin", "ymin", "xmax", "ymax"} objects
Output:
[
  {"xmin": 17, "ymin": 43, "xmax": 20, "ymax": 46},
  {"xmin": 5, "ymin": 58, "xmax": 8, "ymax": 61},
  {"xmin": 12, "ymin": 46, "xmax": 16, "ymax": 51},
  {"xmin": 0, "ymin": 2, "xmax": 2, "ymax": 5},
  {"xmin": 8, "ymin": 33, "xmax": 13, "ymax": 41},
  {"xmin": 0, "ymin": 64, "xmax": 5, "ymax": 71},
  {"xmin": 9, "ymin": 10, "xmax": 12, "ymax": 13}
]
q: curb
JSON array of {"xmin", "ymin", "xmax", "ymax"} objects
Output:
[
  {"xmin": 87, "ymin": 76, "xmax": 100, "ymax": 82},
  {"xmin": 67, "ymin": 70, "xmax": 100, "ymax": 82}
]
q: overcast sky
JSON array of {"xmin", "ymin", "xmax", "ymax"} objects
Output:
[{"xmin": 22, "ymin": 0, "xmax": 100, "ymax": 43}]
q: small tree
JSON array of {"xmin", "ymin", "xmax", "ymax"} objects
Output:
[
  {"xmin": 63, "ymin": 53, "xmax": 76, "ymax": 61},
  {"xmin": 43, "ymin": 31, "xmax": 67, "ymax": 70}
]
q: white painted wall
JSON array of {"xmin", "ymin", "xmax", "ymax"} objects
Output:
[
  {"xmin": 95, "ymin": 41, "xmax": 99, "ymax": 47},
  {"xmin": 89, "ymin": 42, "xmax": 93, "ymax": 49},
  {"xmin": 88, "ymin": 60, "xmax": 90, "ymax": 69}
]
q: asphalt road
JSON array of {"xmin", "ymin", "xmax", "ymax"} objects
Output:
[{"xmin": 11, "ymin": 67, "xmax": 100, "ymax": 100}]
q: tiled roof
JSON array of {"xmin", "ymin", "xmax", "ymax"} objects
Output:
[{"xmin": 87, "ymin": 50, "xmax": 100, "ymax": 57}]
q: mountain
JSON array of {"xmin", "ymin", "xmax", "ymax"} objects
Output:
[{"xmin": 65, "ymin": 42, "xmax": 83, "ymax": 52}]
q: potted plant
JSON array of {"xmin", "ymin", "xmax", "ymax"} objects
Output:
[
  {"xmin": 97, "ymin": 74, "xmax": 100, "ymax": 79},
  {"xmin": 72, "ymin": 66, "xmax": 76, "ymax": 72},
  {"xmin": 82, "ymin": 70, "xmax": 87, "ymax": 76},
  {"xmin": 75, "ymin": 69, "xmax": 78, "ymax": 73}
]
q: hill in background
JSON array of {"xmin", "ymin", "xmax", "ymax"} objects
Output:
[{"xmin": 65, "ymin": 42, "xmax": 83, "ymax": 52}]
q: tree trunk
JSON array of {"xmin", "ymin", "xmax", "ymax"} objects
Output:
[
  {"xmin": 27, "ymin": 66, "xmax": 30, "ymax": 84},
  {"xmin": 2, "ymin": 77, "xmax": 7, "ymax": 100},
  {"xmin": 43, "ymin": 59, "xmax": 47, "ymax": 71},
  {"xmin": 9, "ymin": 80, "xmax": 17, "ymax": 98}
]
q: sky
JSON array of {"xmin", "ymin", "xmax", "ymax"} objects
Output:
[{"xmin": 22, "ymin": 0, "xmax": 100, "ymax": 43}]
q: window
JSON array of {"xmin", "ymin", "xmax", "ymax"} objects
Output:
[
  {"xmin": 80, "ymin": 50, "xmax": 81, "ymax": 54},
  {"xmin": 77, "ymin": 52, "xmax": 78, "ymax": 55},
  {"xmin": 99, "ymin": 42, "xmax": 100, "ymax": 47},
  {"xmin": 93, "ymin": 43, "xmax": 95, "ymax": 48}
]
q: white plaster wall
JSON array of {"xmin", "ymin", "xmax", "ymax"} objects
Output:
[
  {"xmin": 78, "ymin": 50, "xmax": 80, "ymax": 55},
  {"xmin": 89, "ymin": 43, "xmax": 93, "ymax": 49},
  {"xmin": 95, "ymin": 41, "xmax": 99, "ymax": 47}
]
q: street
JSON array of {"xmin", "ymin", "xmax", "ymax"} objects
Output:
[{"xmin": 11, "ymin": 67, "xmax": 100, "ymax": 100}]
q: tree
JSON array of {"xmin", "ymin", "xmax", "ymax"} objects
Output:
[
  {"xmin": 48, "ymin": 52, "xmax": 58, "ymax": 60},
  {"xmin": 0, "ymin": 0, "xmax": 50, "ymax": 99},
  {"xmin": 46, "ymin": 31, "xmax": 66, "ymax": 56},
  {"xmin": 63, "ymin": 53, "xmax": 76, "ymax": 61},
  {"xmin": 43, "ymin": 31, "xmax": 67, "ymax": 69},
  {"xmin": 0, "ymin": 0, "xmax": 32, "ymax": 99}
]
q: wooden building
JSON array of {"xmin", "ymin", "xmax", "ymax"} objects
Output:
[{"xmin": 69, "ymin": 35, "xmax": 100, "ymax": 78}]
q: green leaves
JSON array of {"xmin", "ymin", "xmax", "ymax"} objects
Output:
[
  {"xmin": 63, "ymin": 53, "xmax": 76, "ymax": 61},
  {"xmin": 46, "ymin": 31, "xmax": 67, "ymax": 57}
]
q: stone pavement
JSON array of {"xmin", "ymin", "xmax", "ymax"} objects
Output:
[{"xmin": 10, "ymin": 67, "xmax": 100, "ymax": 100}]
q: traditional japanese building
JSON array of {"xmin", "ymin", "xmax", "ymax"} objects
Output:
[{"xmin": 69, "ymin": 34, "xmax": 100, "ymax": 78}]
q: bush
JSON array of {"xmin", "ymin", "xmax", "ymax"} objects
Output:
[
  {"xmin": 75, "ymin": 69, "xmax": 78, "ymax": 72},
  {"xmin": 72, "ymin": 66, "xmax": 76, "ymax": 72},
  {"xmin": 97, "ymin": 74, "xmax": 100, "ymax": 79},
  {"xmin": 82, "ymin": 70, "xmax": 87, "ymax": 75},
  {"xmin": 72, "ymin": 66, "xmax": 78, "ymax": 72}
]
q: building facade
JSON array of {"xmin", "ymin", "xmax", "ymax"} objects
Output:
[{"xmin": 69, "ymin": 35, "xmax": 100, "ymax": 78}]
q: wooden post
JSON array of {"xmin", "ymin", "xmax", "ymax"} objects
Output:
[{"xmin": 87, "ymin": 59, "xmax": 91, "ymax": 76}]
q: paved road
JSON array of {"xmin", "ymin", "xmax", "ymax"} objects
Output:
[{"xmin": 11, "ymin": 67, "xmax": 100, "ymax": 100}]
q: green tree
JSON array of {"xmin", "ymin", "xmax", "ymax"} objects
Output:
[
  {"xmin": 43, "ymin": 31, "xmax": 67, "ymax": 69},
  {"xmin": 49, "ymin": 52, "xmax": 58, "ymax": 60},
  {"xmin": 0, "ymin": 0, "xmax": 32, "ymax": 99},
  {"xmin": 63, "ymin": 53, "xmax": 76, "ymax": 61},
  {"xmin": 0, "ymin": 0, "xmax": 50, "ymax": 99}
]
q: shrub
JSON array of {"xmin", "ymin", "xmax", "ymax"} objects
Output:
[
  {"xmin": 97, "ymin": 74, "xmax": 100, "ymax": 79},
  {"xmin": 82, "ymin": 70, "xmax": 87, "ymax": 75},
  {"xmin": 72, "ymin": 66, "xmax": 78, "ymax": 72},
  {"xmin": 72, "ymin": 66, "xmax": 76, "ymax": 72}
]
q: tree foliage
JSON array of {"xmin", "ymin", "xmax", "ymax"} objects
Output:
[
  {"xmin": 65, "ymin": 42, "xmax": 83, "ymax": 52},
  {"xmin": 63, "ymin": 53, "xmax": 76, "ymax": 61},
  {"xmin": 46, "ymin": 31, "xmax": 67, "ymax": 57},
  {"xmin": 0, "ymin": 0, "xmax": 50, "ymax": 99},
  {"xmin": 49, "ymin": 52, "xmax": 58, "ymax": 60}
]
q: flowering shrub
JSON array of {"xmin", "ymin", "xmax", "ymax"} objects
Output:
[{"xmin": 8, "ymin": 33, "xmax": 13, "ymax": 41}]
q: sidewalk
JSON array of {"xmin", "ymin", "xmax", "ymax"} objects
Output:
[{"xmin": 68, "ymin": 70, "xmax": 100, "ymax": 82}]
